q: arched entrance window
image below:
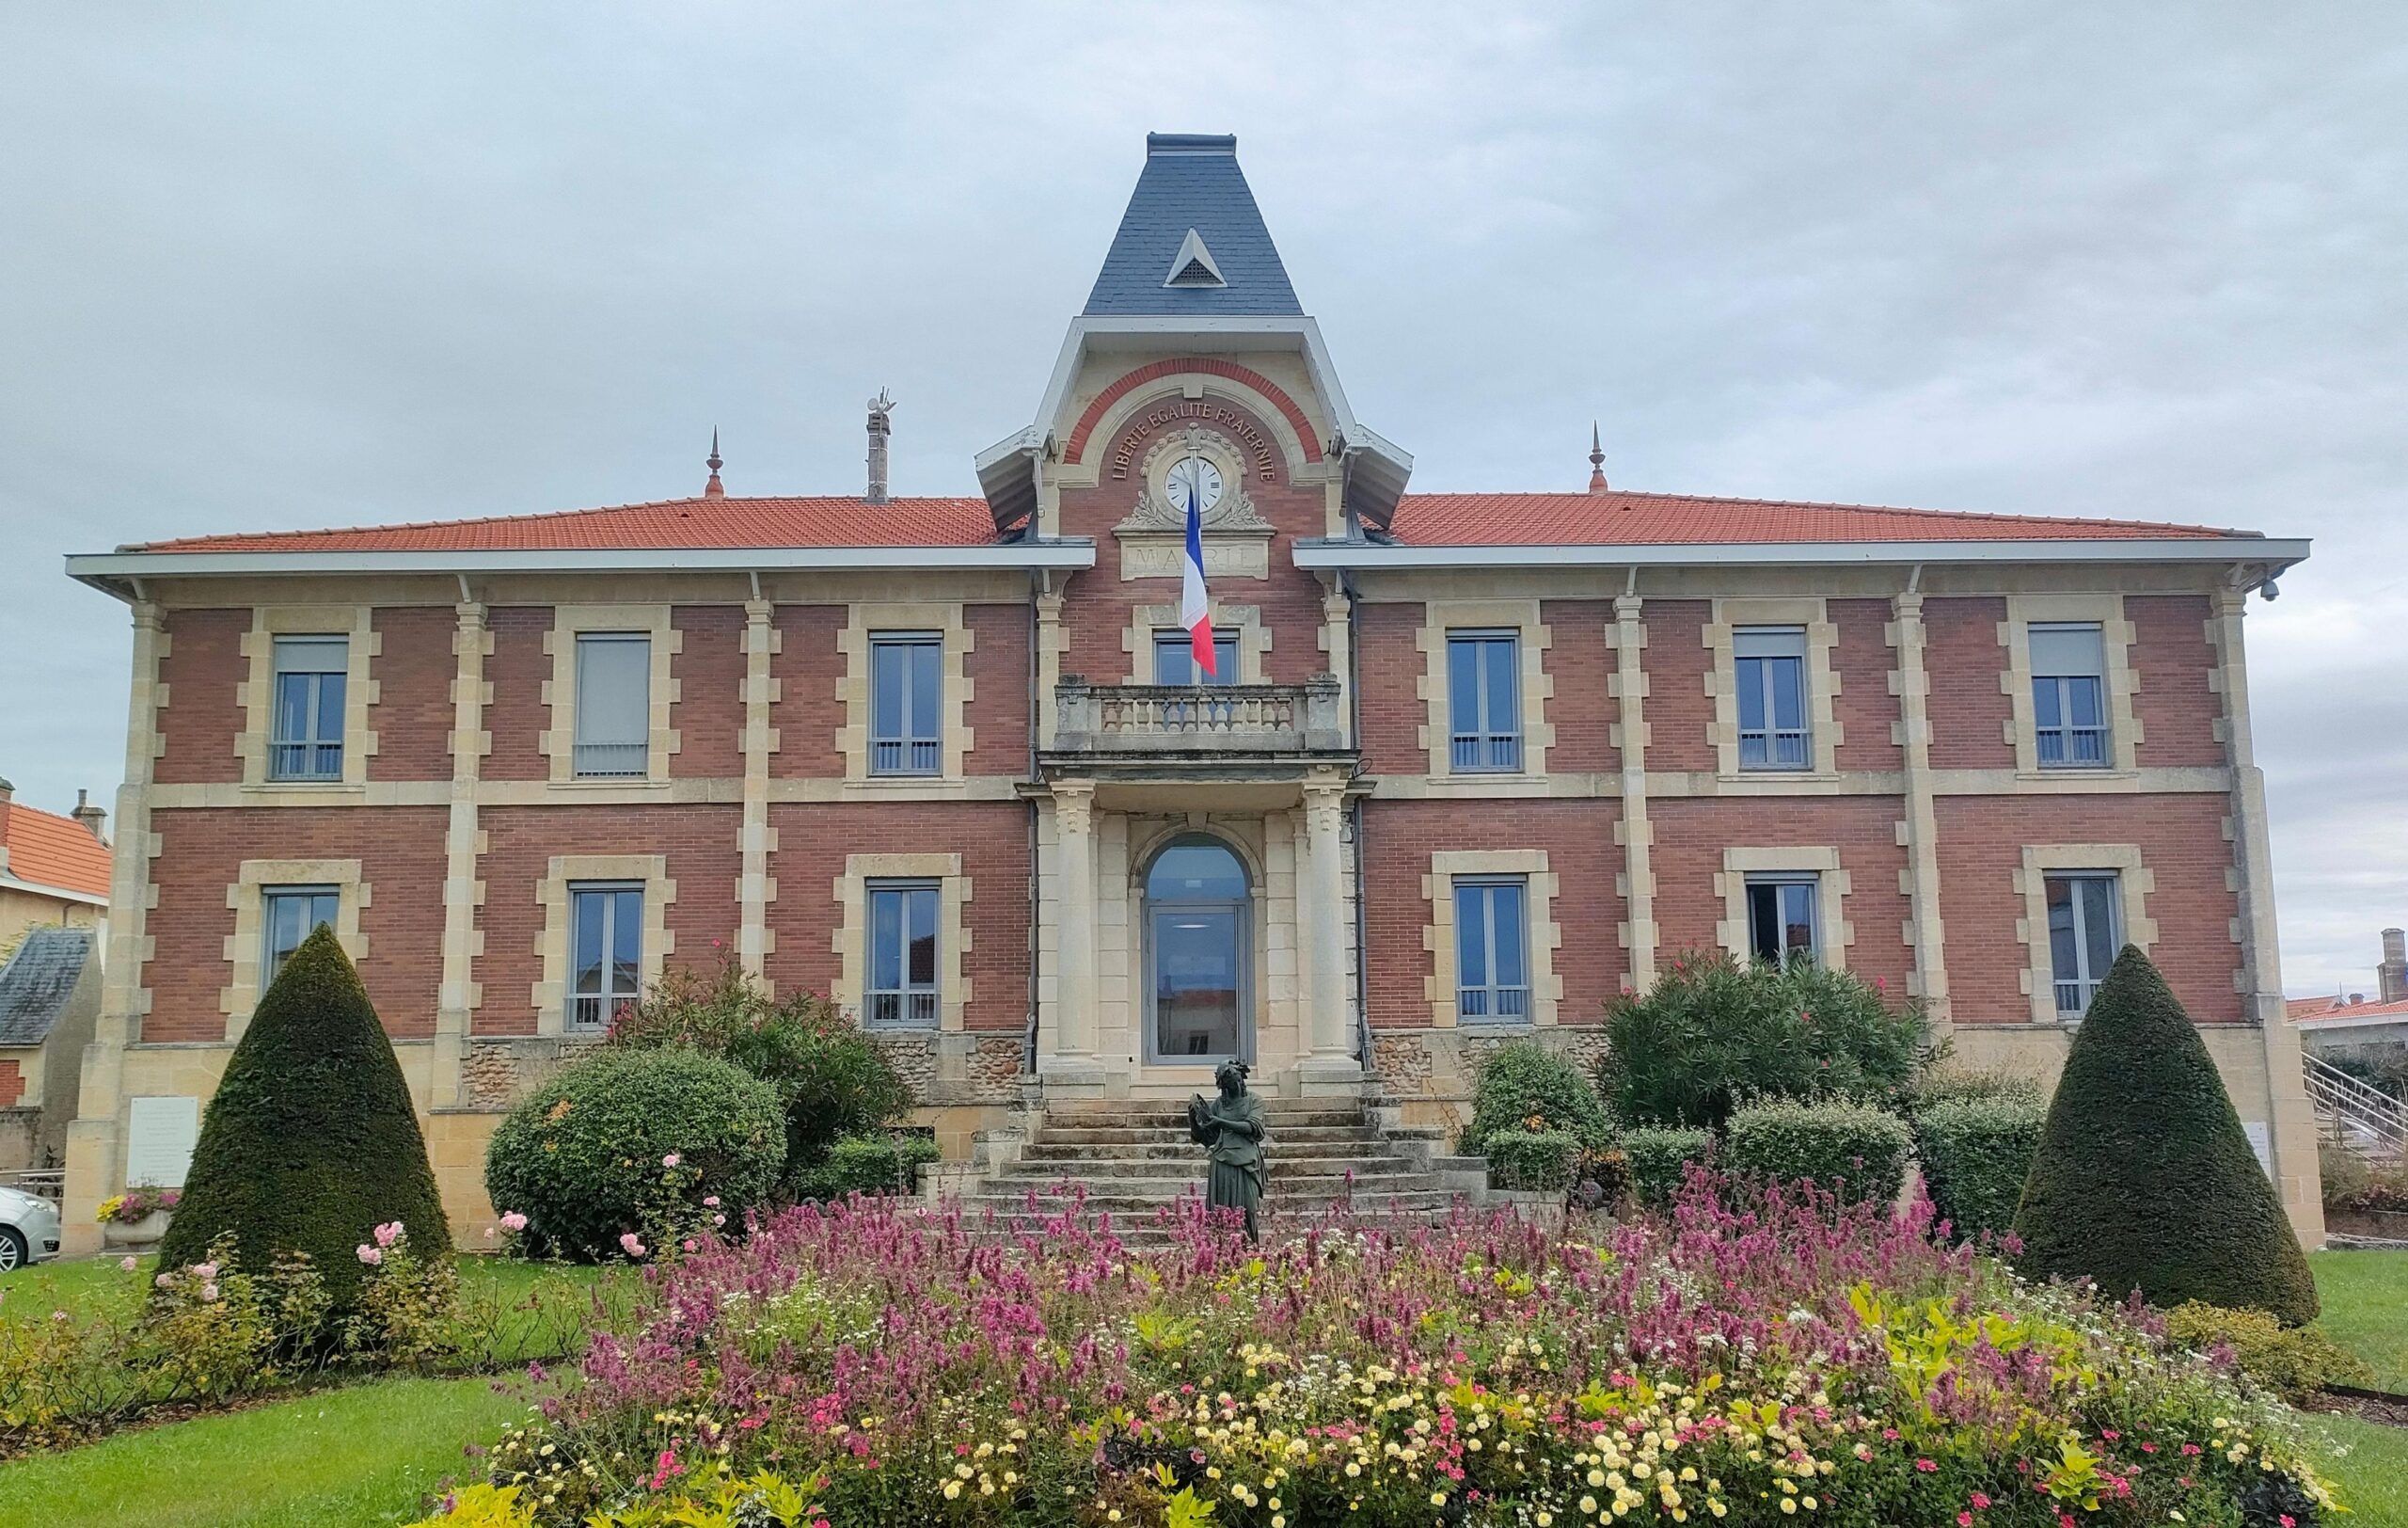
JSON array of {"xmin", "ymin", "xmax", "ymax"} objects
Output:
[{"xmin": 1143, "ymin": 835, "xmax": 1251, "ymax": 1063}]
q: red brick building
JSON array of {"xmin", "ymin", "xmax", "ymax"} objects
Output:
[{"xmin": 60, "ymin": 135, "xmax": 2321, "ymax": 1250}]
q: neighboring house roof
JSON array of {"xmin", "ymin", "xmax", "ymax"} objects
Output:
[
  {"xmin": 2290, "ymin": 995, "xmax": 2408, "ymax": 1031},
  {"xmin": 0, "ymin": 925, "xmax": 97, "ymax": 1047},
  {"xmin": 1083, "ymin": 134, "xmax": 1303, "ymax": 318},
  {"xmin": 0, "ymin": 802, "xmax": 111, "ymax": 902}
]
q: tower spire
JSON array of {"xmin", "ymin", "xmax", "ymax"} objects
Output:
[
  {"xmin": 1587, "ymin": 422, "xmax": 1608, "ymax": 494},
  {"xmin": 703, "ymin": 428, "xmax": 724, "ymax": 499}
]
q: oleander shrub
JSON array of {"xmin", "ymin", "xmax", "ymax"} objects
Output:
[
  {"xmin": 1483, "ymin": 1128, "xmax": 1583, "ymax": 1192},
  {"xmin": 1458, "ymin": 1039, "xmax": 1614, "ymax": 1155},
  {"xmin": 796, "ymin": 1132, "xmax": 941, "ymax": 1201},
  {"xmin": 2164, "ymin": 1301, "xmax": 2373, "ymax": 1401},
  {"xmin": 484, "ymin": 1048, "xmax": 784, "ymax": 1262},
  {"xmin": 1913, "ymin": 1092, "xmax": 2045, "ymax": 1240},
  {"xmin": 1622, "ymin": 1125, "xmax": 1713, "ymax": 1209},
  {"xmin": 156, "ymin": 926, "xmax": 451, "ymax": 1311},
  {"xmin": 1598, "ymin": 951, "xmax": 1925, "ymax": 1128},
  {"xmin": 1723, "ymin": 1098, "xmax": 1912, "ymax": 1204},
  {"xmin": 2015, "ymin": 946, "xmax": 2319, "ymax": 1325},
  {"xmin": 608, "ymin": 958, "xmax": 911, "ymax": 1188}
]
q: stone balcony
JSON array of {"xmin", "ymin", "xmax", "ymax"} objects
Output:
[{"xmin": 1042, "ymin": 674, "xmax": 1354, "ymax": 777}]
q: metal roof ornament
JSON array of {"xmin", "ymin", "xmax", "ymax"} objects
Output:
[
  {"xmin": 1588, "ymin": 422, "xmax": 1609, "ymax": 495},
  {"xmin": 704, "ymin": 428, "xmax": 725, "ymax": 499}
]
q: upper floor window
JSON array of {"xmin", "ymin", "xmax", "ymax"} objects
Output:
[
  {"xmin": 865, "ymin": 879, "xmax": 940, "ymax": 1027},
  {"xmin": 568, "ymin": 881, "xmax": 642, "ymax": 1030},
  {"xmin": 870, "ymin": 633, "xmax": 943, "ymax": 775},
  {"xmin": 1447, "ymin": 631, "xmax": 1521, "ymax": 772},
  {"xmin": 573, "ymin": 633, "xmax": 650, "ymax": 778},
  {"xmin": 2047, "ymin": 871, "xmax": 2120, "ymax": 1018},
  {"xmin": 2031, "ymin": 623, "xmax": 2109, "ymax": 770},
  {"xmin": 1745, "ymin": 873, "xmax": 1820, "ymax": 965},
  {"xmin": 1734, "ymin": 627, "xmax": 1810, "ymax": 771},
  {"xmin": 268, "ymin": 636, "xmax": 348, "ymax": 781},
  {"xmin": 261, "ymin": 884, "xmax": 339, "ymax": 980},
  {"xmin": 1152, "ymin": 630, "xmax": 1239, "ymax": 686},
  {"xmin": 1454, "ymin": 876, "xmax": 1529, "ymax": 1023}
]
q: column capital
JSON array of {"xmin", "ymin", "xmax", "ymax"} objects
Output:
[
  {"xmin": 1891, "ymin": 590, "xmax": 1925, "ymax": 620},
  {"xmin": 1613, "ymin": 592, "xmax": 1643, "ymax": 623}
]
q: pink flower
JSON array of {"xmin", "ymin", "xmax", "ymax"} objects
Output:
[
  {"xmin": 620, "ymin": 1233, "xmax": 646, "ymax": 1258},
  {"xmin": 191, "ymin": 1261, "xmax": 218, "ymax": 1280},
  {"xmin": 373, "ymin": 1220, "xmax": 404, "ymax": 1248},
  {"xmin": 200, "ymin": 1283, "xmax": 219, "ymax": 1302},
  {"xmin": 711, "ymin": 1214, "xmax": 726, "ymax": 1227},
  {"xmin": 1958, "ymin": 1516, "xmax": 1973, "ymax": 1526},
  {"xmin": 119, "ymin": 1256, "xmax": 137, "ymax": 1272},
  {"xmin": 499, "ymin": 1211, "xmax": 529, "ymax": 1233},
  {"xmin": 702, "ymin": 1195, "xmax": 721, "ymax": 1209},
  {"xmin": 356, "ymin": 1245, "xmax": 382, "ymax": 1265},
  {"xmin": 1915, "ymin": 1458, "xmax": 1938, "ymax": 1472},
  {"xmin": 661, "ymin": 1154, "xmax": 681, "ymax": 1169},
  {"xmin": 682, "ymin": 1239, "xmax": 698, "ymax": 1253},
  {"xmin": 153, "ymin": 1273, "xmax": 173, "ymax": 1289},
  {"xmin": 1971, "ymin": 1494, "xmax": 1991, "ymax": 1510}
]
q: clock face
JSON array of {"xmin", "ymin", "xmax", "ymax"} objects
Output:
[{"xmin": 1164, "ymin": 454, "xmax": 1224, "ymax": 517}]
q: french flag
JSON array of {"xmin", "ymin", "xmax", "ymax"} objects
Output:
[{"xmin": 1181, "ymin": 483, "xmax": 1216, "ymax": 676}]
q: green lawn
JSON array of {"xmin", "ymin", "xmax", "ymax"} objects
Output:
[
  {"xmin": 0, "ymin": 1373, "xmax": 531, "ymax": 1527},
  {"xmin": 2309, "ymin": 1248, "xmax": 2408, "ymax": 1392},
  {"xmin": 2315, "ymin": 1412, "xmax": 2408, "ymax": 1525}
]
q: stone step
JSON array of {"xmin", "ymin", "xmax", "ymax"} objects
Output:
[
  {"xmin": 1017, "ymin": 1140, "xmax": 1408, "ymax": 1165},
  {"xmin": 1038, "ymin": 1124, "xmax": 1381, "ymax": 1147},
  {"xmin": 1040, "ymin": 1106, "xmax": 1370, "ymax": 1128},
  {"xmin": 995, "ymin": 1163, "xmax": 1436, "ymax": 1187},
  {"xmin": 958, "ymin": 1186, "xmax": 1459, "ymax": 1215}
]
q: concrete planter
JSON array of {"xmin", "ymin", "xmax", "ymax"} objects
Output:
[{"xmin": 102, "ymin": 1209, "xmax": 171, "ymax": 1248}]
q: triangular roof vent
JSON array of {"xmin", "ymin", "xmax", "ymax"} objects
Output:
[{"xmin": 1163, "ymin": 227, "xmax": 1227, "ymax": 289}]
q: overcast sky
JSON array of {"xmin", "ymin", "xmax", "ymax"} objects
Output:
[{"xmin": 3, "ymin": 5, "xmax": 2401, "ymax": 997}]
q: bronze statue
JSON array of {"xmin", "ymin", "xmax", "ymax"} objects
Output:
[{"xmin": 1188, "ymin": 1058, "xmax": 1267, "ymax": 1240}]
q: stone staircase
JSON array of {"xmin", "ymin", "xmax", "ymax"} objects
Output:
[{"xmin": 944, "ymin": 1097, "xmax": 1487, "ymax": 1246}]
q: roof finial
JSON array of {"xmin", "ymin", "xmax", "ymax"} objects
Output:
[
  {"xmin": 704, "ymin": 428, "xmax": 725, "ymax": 499},
  {"xmin": 1587, "ymin": 422, "xmax": 1608, "ymax": 494}
]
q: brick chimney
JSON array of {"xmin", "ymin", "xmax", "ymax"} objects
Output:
[
  {"xmin": 865, "ymin": 389, "xmax": 895, "ymax": 504},
  {"xmin": 2380, "ymin": 927, "xmax": 2407, "ymax": 1004},
  {"xmin": 71, "ymin": 788, "xmax": 108, "ymax": 842}
]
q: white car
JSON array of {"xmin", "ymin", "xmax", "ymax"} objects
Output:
[{"xmin": 0, "ymin": 1185, "xmax": 62, "ymax": 1269}]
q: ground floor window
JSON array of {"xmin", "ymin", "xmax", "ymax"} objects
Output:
[
  {"xmin": 865, "ymin": 879, "xmax": 941, "ymax": 1028},
  {"xmin": 568, "ymin": 882, "xmax": 642, "ymax": 1031},
  {"xmin": 1745, "ymin": 873, "xmax": 1820, "ymax": 965},
  {"xmin": 2047, "ymin": 871, "xmax": 2120, "ymax": 1017},
  {"xmin": 1454, "ymin": 876, "xmax": 1529, "ymax": 1023},
  {"xmin": 261, "ymin": 885, "xmax": 339, "ymax": 980}
]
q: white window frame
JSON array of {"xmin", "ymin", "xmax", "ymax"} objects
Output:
[
  {"xmin": 2046, "ymin": 870, "xmax": 2122, "ymax": 1018},
  {"xmin": 2030, "ymin": 622, "xmax": 2111, "ymax": 771},
  {"xmin": 868, "ymin": 631, "xmax": 943, "ymax": 776},
  {"xmin": 1452, "ymin": 875, "xmax": 1531, "ymax": 1024},
  {"xmin": 1733, "ymin": 626, "xmax": 1812, "ymax": 772},
  {"xmin": 1446, "ymin": 630, "xmax": 1523, "ymax": 773},
  {"xmin": 267, "ymin": 635, "xmax": 349, "ymax": 782},
  {"xmin": 572, "ymin": 632, "xmax": 652, "ymax": 778},
  {"xmin": 261, "ymin": 883, "xmax": 341, "ymax": 982},
  {"xmin": 864, "ymin": 878, "xmax": 942, "ymax": 1028},
  {"xmin": 1744, "ymin": 872, "xmax": 1821, "ymax": 965},
  {"xmin": 566, "ymin": 880, "xmax": 645, "ymax": 1031}
]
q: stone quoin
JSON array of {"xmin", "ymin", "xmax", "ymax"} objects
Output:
[{"xmin": 55, "ymin": 132, "xmax": 2321, "ymax": 1253}]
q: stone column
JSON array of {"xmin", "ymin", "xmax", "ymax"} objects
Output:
[
  {"xmin": 1612, "ymin": 595, "xmax": 1659, "ymax": 992},
  {"xmin": 1039, "ymin": 781, "xmax": 1107, "ymax": 1092},
  {"xmin": 2211, "ymin": 586, "xmax": 2324, "ymax": 1244},
  {"xmin": 1890, "ymin": 592, "xmax": 1953, "ymax": 1031},
  {"xmin": 431, "ymin": 600, "xmax": 489, "ymax": 1109},
  {"xmin": 1296, "ymin": 772, "xmax": 1362, "ymax": 1092},
  {"xmin": 737, "ymin": 598, "xmax": 777, "ymax": 981}
]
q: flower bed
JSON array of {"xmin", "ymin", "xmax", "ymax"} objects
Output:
[{"xmin": 419, "ymin": 1180, "xmax": 2343, "ymax": 1527}]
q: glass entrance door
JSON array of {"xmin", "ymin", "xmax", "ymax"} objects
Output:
[{"xmin": 1143, "ymin": 836, "xmax": 1251, "ymax": 1064}]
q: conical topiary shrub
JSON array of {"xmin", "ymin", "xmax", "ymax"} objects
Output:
[
  {"xmin": 156, "ymin": 924, "xmax": 451, "ymax": 1308},
  {"xmin": 2013, "ymin": 945, "xmax": 2315, "ymax": 1325}
]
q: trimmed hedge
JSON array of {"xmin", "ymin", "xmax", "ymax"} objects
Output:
[
  {"xmin": 1484, "ymin": 1129, "xmax": 1583, "ymax": 1192},
  {"xmin": 157, "ymin": 926, "xmax": 450, "ymax": 1310},
  {"xmin": 1899, "ymin": 1066, "xmax": 2042, "ymax": 1120},
  {"xmin": 1913, "ymin": 1093, "xmax": 2044, "ymax": 1240},
  {"xmin": 1723, "ymin": 1099, "xmax": 1911, "ymax": 1205},
  {"xmin": 2164, "ymin": 1302, "xmax": 2372, "ymax": 1401},
  {"xmin": 2013, "ymin": 947, "xmax": 2318, "ymax": 1326},
  {"xmin": 1623, "ymin": 1126, "xmax": 1714, "ymax": 1209},
  {"xmin": 1459, "ymin": 1040, "xmax": 1614, "ymax": 1156},
  {"xmin": 1598, "ymin": 953, "xmax": 1925, "ymax": 1128},
  {"xmin": 485, "ymin": 1048, "xmax": 785, "ymax": 1261},
  {"xmin": 797, "ymin": 1132, "xmax": 942, "ymax": 1201}
]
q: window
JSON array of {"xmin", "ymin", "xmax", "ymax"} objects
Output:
[
  {"xmin": 573, "ymin": 633, "xmax": 650, "ymax": 777},
  {"xmin": 1447, "ymin": 632, "xmax": 1521, "ymax": 772},
  {"xmin": 2047, "ymin": 872, "xmax": 2120, "ymax": 1017},
  {"xmin": 567, "ymin": 883, "xmax": 642, "ymax": 1030},
  {"xmin": 869, "ymin": 633, "xmax": 943, "ymax": 775},
  {"xmin": 2031, "ymin": 624, "xmax": 2109, "ymax": 769},
  {"xmin": 1734, "ymin": 627, "xmax": 1810, "ymax": 770},
  {"xmin": 268, "ymin": 636, "xmax": 348, "ymax": 781},
  {"xmin": 1454, "ymin": 877, "xmax": 1529, "ymax": 1023},
  {"xmin": 1152, "ymin": 630, "xmax": 1239, "ymax": 686},
  {"xmin": 1745, "ymin": 874, "xmax": 1820, "ymax": 964},
  {"xmin": 261, "ymin": 885, "xmax": 339, "ymax": 980},
  {"xmin": 865, "ymin": 880, "xmax": 940, "ymax": 1027}
]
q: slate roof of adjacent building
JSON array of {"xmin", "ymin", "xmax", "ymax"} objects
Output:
[
  {"xmin": 0, "ymin": 802, "xmax": 111, "ymax": 900},
  {"xmin": 1082, "ymin": 134, "xmax": 1303, "ymax": 318},
  {"xmin": 0, "ymin": 925, "xmax": 96, "ymax": 1047}
]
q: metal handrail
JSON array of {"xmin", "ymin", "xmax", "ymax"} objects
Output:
[{"xmin": 2305, "ymin": 1054, "xmax": 2408, "ymax": 1157}]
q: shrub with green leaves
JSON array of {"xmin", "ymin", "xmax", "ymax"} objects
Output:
[
  {"xmin": 1621, "ymin": 1127, "xmax": 1714, "ymax": 1209},
  {"xmin": 2164, "ymin": 1301, "xmax": 2372, "ymax": 1401},
  {"xmin": 1723, "ymin": 1099, "xmax": 1911, "ymax": 1205},
  {"xmin": 485, "ymin": 1048, "xmax": 785, "ymax": 1261},
  {"xmin": 608, "ymin": 958, "xmax": 911, "ymax": 1185},
  {"xmin": 1483, "ymin": 1129, "xmax": 1583, "ymax": 1192},
  {"xmin": 796, "ymin": 1132, "xmax": 942, "ymax": 1201},
  {"xmin": 1898, "ymin": 1065, "xmax": 2043, "ymax": 1120},
  {"xmin": 1458, "ymin": 1039, "xmax": 1614, "ymax": 1156},
  {"xmin": 2014, "ymin": 946, "xmax": 2319, "ymax": 1326},
  {"xmin": 1912, "ymin": 1093, "xmax": 2044, "ymax": 1240},
  {"xmin": 156, "ymin": 926, "xmax": 451, "ymax": 1311},
  {"xmin": 1598, "ymin": 952, "xmax": 1925, "ymax": 1128}
]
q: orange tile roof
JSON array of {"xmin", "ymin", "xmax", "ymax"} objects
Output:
[
  {"xmin": 1, "ymin": 802, "xmax": 111, "ymax": 900},
  {"xmin": 2291, "ymin": 994, "xmax": 2408, "ymax": 1026},
  {"xmin": 125, "ymin": 487, "xmax": 2251, "ymax": 556}
]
